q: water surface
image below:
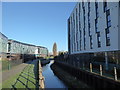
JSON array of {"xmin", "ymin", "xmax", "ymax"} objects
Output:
[{"xmin": 42, "ymin": 60, "xmax": 67, "ymax": 88}]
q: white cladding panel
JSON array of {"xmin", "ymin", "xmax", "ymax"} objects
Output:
[{"xmin": 69, "ymin": 2, "xmax": 120, "ymax": 54}]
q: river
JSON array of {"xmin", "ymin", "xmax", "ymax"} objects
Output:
[{"xmin": 42, "ymin": 60, "xmax": 67, "ymax": 88}]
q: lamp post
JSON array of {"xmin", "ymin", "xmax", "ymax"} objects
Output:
[
  {"xmin": 8, "ymin": 42, "xmax": 11, "ymax": 70},
  {"xmin": 8, "ymin": 52, "xmax": 11, "ymax": 70},
  {"xmin": 23, "ymin": 48, "xmax": 24, "ymax": 62}
]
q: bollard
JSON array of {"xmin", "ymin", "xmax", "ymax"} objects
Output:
[
  {"xmin": 114, "ymin": 67, "xmax": 117, "ymax": 81},
  {"xmin": 90, "ymin": 63, "xmax": 92, "ymax": 72},
  {"xmin": 100, "ymin": 65, "xmax": 102, "ymax": 76}
]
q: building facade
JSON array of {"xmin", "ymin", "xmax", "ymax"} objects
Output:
[
  {"xmin": 7, "ymin": 39, "xmax": 48, "ymax": 61},
  {"xmin": 0, "ymin": 32, "xmax": 48, "ymax": 61},
  {"xmin": 0, "ymin": 32, "xmax": 8, "ymax": 60},
  {"xmin": 35, "ymin": 46, "xmax": 48, "ymax": 58},
  {"xmin": 68, "ymin": 1, "xmax": 120, "ymax": 65}
]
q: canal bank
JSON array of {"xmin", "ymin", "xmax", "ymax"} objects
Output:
[
  {"xmin": 42, "ymin": 60, "xmax": 90, "ymax": 88},
  {"xmin": 50, "ymin": 62, "xmax": 90, "ymax": 88},
  {"xmin": 41, "ymin": 59, "xmax": 50, "ymax": 66},
  {"xmin": 54, "ymin": 61, "xmax": 120, "ymax": 88}
]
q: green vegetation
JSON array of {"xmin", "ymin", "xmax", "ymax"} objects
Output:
[
  {"xmin": 2, "ymin": 63, "xmax": 39, "ymax": 89},
  {"xmin": 2, "ymin": 72, "xmax": 20, "ymax": 88},
  {"xmin": 45, "ymin": 56, "xmax": 54, "ymax": 59}
]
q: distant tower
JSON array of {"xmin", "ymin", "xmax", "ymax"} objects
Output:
[{"xmin": 53, "ymin": 42, "xmax": 57, "ymax": 56}]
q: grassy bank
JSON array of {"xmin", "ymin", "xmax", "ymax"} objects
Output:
[
  {"xmin": 50, "ymin": 63, "xmax": 90, "ymax": 88},
  {"xmin": 2, "ymin": 61, "xmax": 39, "ymax": 89}
]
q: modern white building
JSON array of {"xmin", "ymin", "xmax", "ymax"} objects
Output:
[{"xmin": 68, "ymin": 1, "xmax": 120, "ymax": 66}]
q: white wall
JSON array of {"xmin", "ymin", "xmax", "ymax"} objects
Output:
[{"xmin": 69, "ymin": 2, "xmax": 119, "ymax": 54}]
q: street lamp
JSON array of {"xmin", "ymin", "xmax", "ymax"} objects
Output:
[
  {"xmin": 23, "ymin": 48, "xmax": 24, "ymax": 62},
  {"xmin": 8, "ymin": 52, "xmax": 11, "ymax": 70},
  {"xmin": 8, "ymin": 42, "xmax": 11, "ymax": 70}
]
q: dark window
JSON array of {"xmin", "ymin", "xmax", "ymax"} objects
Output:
[
  {"xmin": 90, "ymin": 35, "xmax": 93, "ymax": 49},
  {"xmin": 97, "ymin": 32, "xmax": 100, "ymax": 37},
  {"xmin": 79, "ymin": 4, "xmax": 81, "ymax": 51},
  {"xmin": 105, "ymin": 28, "xmax": 110, "ymax": 46},
  {"xmin": 88, "ymin": 23, "xmax": 90, "ymax": 28},
  {"xmin": 95, "ymin": 2, "xmax": 99, "ymax": 18},
  {"xmin": 107, "ymin": 21, "xmax": 111, "ymax": 27},
  {"xmin": 119, "ymin": 1, "xmax": 120, "ymax": 7},
  {"xmin": 79, "ymin": 3, "xmax": 81, "ymax": 12},
  {"xmin": 105, "ymin": 9, "xmax": 111, "ymax": 46},
  {"xmin": 88, "ymin": 2, "xmax": 90, "ymax": 9},
  {"xmin": 103, "ymin": 1, "xmax": 107, "ymax": 12},
  {"xmin": 95, "ymin": 19, "xmax": 98, "ymax": 32},
  {"xmin": 82, "ymin": 2, "xmax": 84, "ymax": 8},
  {"xmin": 97, "ymin": 32, "xmax": 101, "ymax": 47},
  {"xmin": 106, "ymin": 37, "xmax": 110, "ymax": 46},
  {"xmin": 8, "ymin": 42, "xmax": 11, "ymax": 52},
  {"xmin": 107, "ymin": 15, "xmax": 110, "ymax": 21},
  {"xmin": 105, "ymin": 28, "xmax": 109, "ymax": 34},
  {"xmin": 82, "ymin": 3, "xmax": 86, "ymax": 50},
  {"xmin": 106, "ymin": 9, "xmax": 111, "ymax": 27},
  {"xmin": 98, "ymin": 41, "xmax": 101, "ymax": 47},
  {"xmin": 76, "ymin": 8, "xmax": 78, "ymax": 31},
  {"xmin": 106, "ymin": 9, "xmax": 110, "ymax": 15},
  {"xmin": 68, "ymin": 18, "xmax": 71, "ymax": 53},
  {"xmin": 77, "ymin": 41, "xmax": 79, "ymax": 51}
]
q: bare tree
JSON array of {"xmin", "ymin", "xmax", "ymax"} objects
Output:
[{"xmin": 53, "ymin": 42, "xmax": 57, "ymax": 56}]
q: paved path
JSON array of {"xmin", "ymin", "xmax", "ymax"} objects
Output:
[{"xmin": 1, "ymin": 60, "xmax": 34, "ymax": 83}]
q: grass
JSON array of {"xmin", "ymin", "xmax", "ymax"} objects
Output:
[
  {"xmin": 2, "ymin": 62, "xmax": 39, "ymax": 89},
  {"xmin": 2, "ymin": 72, "xmax": 20, "ymax": 88}
]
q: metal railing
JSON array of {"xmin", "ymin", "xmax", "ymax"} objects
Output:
[{"xmin": 59, "ymin": 58, "xmax": 120, "ymax": 82}]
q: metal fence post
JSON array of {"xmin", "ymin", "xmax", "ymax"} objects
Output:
[
  {"xmin": 100, "ymin": 65, "xmax": 102, "ymax": 76},
  {"xmin": 90, "ymin": 63, "xmax": 92, "ymax": 72},
  {"xmin": 114, "ymin": 67, "xmax": 117, "ymax": 81}
]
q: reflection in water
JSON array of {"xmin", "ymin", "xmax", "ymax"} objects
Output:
[{"xmin": 42, "ymin": 60, "xmax": 67, "ymax": 88}]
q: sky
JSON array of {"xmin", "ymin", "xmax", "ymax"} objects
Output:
[{"xmin": 2, "ymin": 2, "xmax": 76, "ymax": 53}]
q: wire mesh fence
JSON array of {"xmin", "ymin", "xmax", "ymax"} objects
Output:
[{"xmin": 2, "ymin": 59, "xmax": 23, "ymax": 71}]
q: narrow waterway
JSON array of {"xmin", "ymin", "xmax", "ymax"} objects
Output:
[{"xmin": 42, "ymin": 60, "xmax": 67, "ymax": 88}]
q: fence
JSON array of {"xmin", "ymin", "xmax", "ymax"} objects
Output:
[
  {"xmin": 2, "ymin": 59, "xmax": 23, "ymax": 71},
  {"xmin": 55, "ymin": 55, "xmax": 120, "ymax": 82},
  {"xmin": 55, "ymin": 61, "xmax": 120, "ymax": 88}
]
